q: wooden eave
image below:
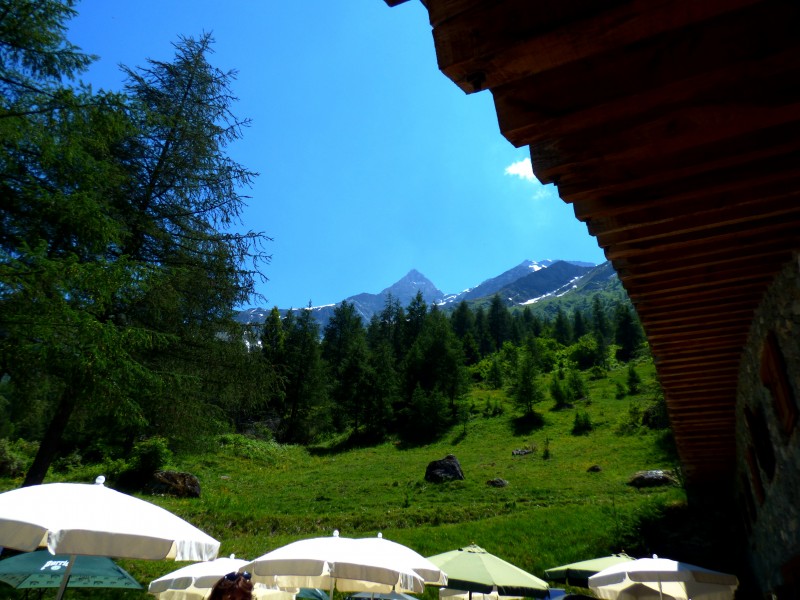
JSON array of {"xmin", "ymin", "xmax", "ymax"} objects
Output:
[{"xmin": 387, "ymin": 0, "xmax": 800, "ymax": 484}]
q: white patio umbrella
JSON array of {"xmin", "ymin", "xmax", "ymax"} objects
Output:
[
  {"xmin": 0, "ymin": 476, "xmax": 220, "ymax": 600},
  {"xmin": 353, "ymin": 534, "xmax": 447, "ymax": 586},
  {"xmin": 588, "ymin": 555, "xmax": 738, "ymax": 600},
  {"xmin": 242, "ymin": 530, "xmax": 426, "ymax": 597},
  {"xmin": 150, "ymin": 555, "xmax": 297, "ymax": 600}
]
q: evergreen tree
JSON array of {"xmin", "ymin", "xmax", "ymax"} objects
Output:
[
  {"xmin": 553, "ymin": 307, "xmax": 572, "ymax": 346},
  {"xmin": 591, "ymin": 295, "xmax": 610, "ymax": 367},
  {"xmin": 322, "ymin": 301, "xmax": 369, "ymax": 433},
  {"xmin": 450, "ymin": 300, "xmax": 475, "ymax": 339},
  {"xmin": 261, "ymin": 307, "xmax": 286, "ymax": 366},
  {"xmin": 360, "ymin": 339, "xmax": 397, "ymax": 439},
  {"xmin": 615, "ymin": 304, "xmax": 645, "ymax": 362},
  {"xmin": 591, "ymin": 294, "xmax": 611, "ymax": 342},
  {"xmin": 487, "ymin": 357, "xmax": 504, "ymax": 390},
  {"xmin": 281, "ymin": 306, "xmax": 328, "ymax": 443},
  {"xmin": 512, "ymin": 350, "xmax": 545, "ymax": 416},
  {"xmin": 473, "ymin": 306, "xmax": 494, "ymax": 356},
  {"xmin": 0, "ymin": 1, "xmax": 157, "ymax": 484},
  {"xmin": 573, "ymin": 308, "xmax": 588, "ymax": 340},
  {"xmin": 403, "ymin": 291, "xmax": 428, "ymax": 353},
  {"xmin": 460, "ymin": 332, "xmax": 481, "ymax": 366},
  {"xmin": 627, "ymin": 362, "xmax": 642, "ymax": 395},
  {"xmin": 401, "ymin": 308, "xmax": 466, "ymax": 434},
  {"xmin": 367, "ymin": 294, "xmax": 405, "ymax": 362},
  {"xmin": 550, "ymin": 376, "xmax": 569, "ymax": 409},
  {"xmin": 487, "ymin": 294, "xmax": 512, "ymax": 350},
  {"xmin": 566, "ymin": 368, "xmax": 589, "ymax": 401}
]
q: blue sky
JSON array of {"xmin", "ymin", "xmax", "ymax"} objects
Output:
[{"xmin": 67, "ymin": 1, "xmax": 607, "ymax": 310}]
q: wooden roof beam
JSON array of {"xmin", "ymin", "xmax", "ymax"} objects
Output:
[{"xmin": 433, "ymin": 0, "xmax": 764, "ymax": 93}]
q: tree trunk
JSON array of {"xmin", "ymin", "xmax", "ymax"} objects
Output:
[{"xmin": 22, "ymin": 382, "xmax": 79, "ymax": 487}]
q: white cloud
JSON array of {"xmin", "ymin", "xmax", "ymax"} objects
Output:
[{"xmin": 504, "ymin": 157, "xmax": 536, "ymax": 181}]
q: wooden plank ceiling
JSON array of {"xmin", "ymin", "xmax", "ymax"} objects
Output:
[{"xmin": 387, "ymin": 0, "xmax": 800, "ymax": 484}]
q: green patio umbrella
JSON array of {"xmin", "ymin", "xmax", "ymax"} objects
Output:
[
  {"xmin": 426, "ymin": 545, "xmax": 549, "ymax": 599},
  {"xmin": 0, "ymin": 550, "xmax": 142, "ymax": 590},
  {"xmin": 544, "ymin": 554, "xmax": 634, "ymax": 588}
]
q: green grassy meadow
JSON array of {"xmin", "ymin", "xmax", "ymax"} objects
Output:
[{"xmin": 0, "ymin": 360, "xmax": 686, "ymax": 598}]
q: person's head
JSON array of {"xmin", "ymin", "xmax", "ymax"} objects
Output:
[{"xmin": 208, "ymin": 571, "xmax": 254, "ymax": 600}]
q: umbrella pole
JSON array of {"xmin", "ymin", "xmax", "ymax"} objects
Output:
[{"xmin": 54, "ymin": 554, "xmax": 76, "ymax": 600}]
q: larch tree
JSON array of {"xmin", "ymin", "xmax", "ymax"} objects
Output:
[
  {"xmin": 2, "ymin": 16, "xmax": 272, "ymax": 484},
  {"xmin": 0, "ymin": 0, "xmax": 155, "ymax": 485}
]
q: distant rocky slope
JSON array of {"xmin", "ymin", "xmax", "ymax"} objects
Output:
[{"xmin": 236, "ymin": 259, "xmax": 615, "ymax": 331}]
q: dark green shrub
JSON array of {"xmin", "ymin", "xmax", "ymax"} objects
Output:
[
  {"xmin": 52, "ymin": 449, "xmax": 83, "ymax": 473},
  {"xmin": 627, "ymin": 363, "xmax": 642, "ymax": 395},
  {"xmin": 0, "ymin": 438, "xmax": 25, "ymax": 477},
  {"xmin": 617, "ymin": 402, "xmax": 642, "ymax": 435},
  {"xmin": 571, "ymin": 411, "xmax": 593, "ymax": 435},
  {"xmin": 131, "ymin": 437, "xmax": 173, "ymax": 474},
  {"xmin": 0, "ymin": 438, "xmax": 37, "ymax": 478},
  {"xmin": 116, "ymin": 437, "xmax": 172, "ymax": 491}
]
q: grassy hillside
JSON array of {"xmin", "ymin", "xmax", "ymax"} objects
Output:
[{"xmin": 0, "ymin": 359, "xmax": 686, "ymax": 598}]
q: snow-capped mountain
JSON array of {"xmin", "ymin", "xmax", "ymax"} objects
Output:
[{"xmin": 235, "ymin": 260, "xmax": 611, "ymax": 329}]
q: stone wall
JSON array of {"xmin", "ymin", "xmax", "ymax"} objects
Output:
[{"xmin": 736, "ymin": 253, "xmax": 800, "ymax": 598}]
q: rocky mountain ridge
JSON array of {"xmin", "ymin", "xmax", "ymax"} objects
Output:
[{"xmin": 236, "ymin": 259, "xmax": 615, "ymax": 330}]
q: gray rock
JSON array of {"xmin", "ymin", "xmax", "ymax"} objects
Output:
[
  {"xmin": 627, "ymin": 469, "xmax": 678, "ymax": 488},
  {"xmin": 425, "ymin": 454, "xmax": 465, "ymax": 483}
]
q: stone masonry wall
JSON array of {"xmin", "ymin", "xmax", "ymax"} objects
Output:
[{"xmin": 736, "ymin": 253, "xmax": 800, "ymax": 597}]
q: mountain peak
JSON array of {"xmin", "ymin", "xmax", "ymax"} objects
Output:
[
  {"xmin": 401, "ymin": 268, "xmax": 430, "ymax": 282},
  {"xmin": 381, "ymin": 269, "xmax": 444, "ymax": 305}
]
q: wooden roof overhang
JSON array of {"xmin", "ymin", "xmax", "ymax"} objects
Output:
[{"xmin": 386, "ymin": 0, "xmax": 800, "ymax": 485}]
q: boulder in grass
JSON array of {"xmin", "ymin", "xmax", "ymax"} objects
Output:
[
  {"xmin": 486, "ymin": 478, "xmax": 508, "ymax": 488},
  {"xmin": 627, "ymin": 469, "xmax": 678, "ymax": 488},
  {"xmin": 425, "ymin": 454, "xmax": 465, "ymax": 483},
  {"xmin": 148, "ymin": 470, "xmax": 202, "ymax": 498}
]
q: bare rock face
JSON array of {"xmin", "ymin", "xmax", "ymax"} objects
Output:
[
  {"xmin": 627, "ymin": 469, "xmax": 678, "ymax": 488},
  {"xmin": 425, "ymin": 454, "xmax": 465, "ymax": 483},
  {"xmin": 148, "ymin": 470, "xmax": 202, "ymax": 498}
]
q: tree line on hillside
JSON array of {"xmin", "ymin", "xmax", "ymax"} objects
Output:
[{"xmin": 250, "ymin": 291, "xmax": 646, "ymax": 446}]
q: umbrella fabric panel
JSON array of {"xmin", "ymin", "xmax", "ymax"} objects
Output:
[
  {"xmin": 0, "ymin": 481, "xmax": 219, "ymax": 561},
  {"xmin": 588, "ymin": 556, "xmax": 738, "ymax": 600},
  {"xmin": 544, "ymin": 554, "xmax": 634, "ymax": 584},
  {"xmin": 154, "ymin": 583, "xmax": 295, "ymax": 600},
  {"xmin": 595, "ymin": 579, "xmax": 735, "ymax": 600},
  {"xmin": 426, "ymin": 545, "xmax": 548, "ymax": 598},
  {"xmin": 353, "ymin": 536, "xmax": 447, "ymax": 586},
  {"xmin": 588, "ymin": 557, "xmax": 737, "ymax": 587},
  {"xmin": 244, "ymin": 534, "xmax": 425, "ymax": 594},
  {"xmin": 598, "ymin": 582, "xmax": 678, "ymax": 600},
  {"xmin": 149, "ymin": 556, "xmax": 297, "ymax": 600},
  {"xmin": 150, "ymin": 557, "xmax": 251, "ymax": 593},
  {"xmin": 0, "ymin": 551, "xmax": 141, "ymax": 589}
]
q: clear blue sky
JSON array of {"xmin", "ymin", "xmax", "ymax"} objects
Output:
[{"xmin": 67, "ymin": 1, "xmax": 607, "ymax": 310}]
